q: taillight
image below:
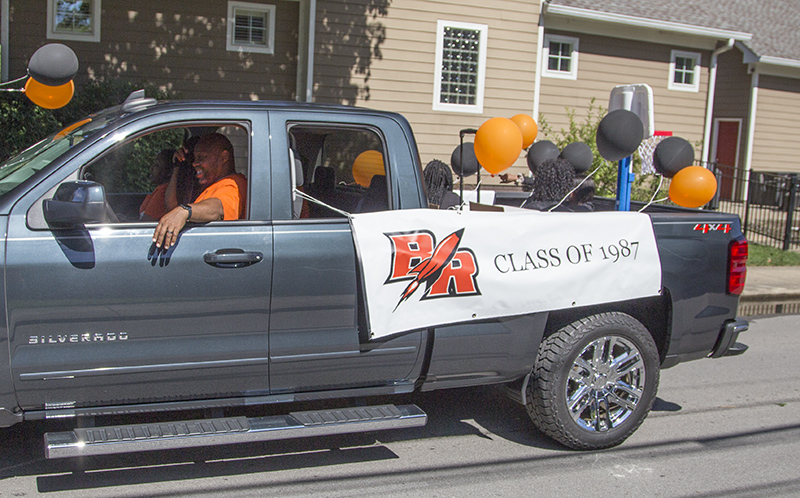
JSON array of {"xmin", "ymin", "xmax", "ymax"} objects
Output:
[{"xmin": 728, "ymin": 236, "xmax": 748, "ymax": 295}]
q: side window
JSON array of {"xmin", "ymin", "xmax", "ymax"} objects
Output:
[
  {"xmin": 28, "ymin": 122, "xmax": 251, "ymax": 229},
  {"xmin": 669, "ymin": 50, "xmax": 701, "ymax": 92},
  {"xmin": 288, "ymin": 125, "xmax": 388, "ymax": 218},
  {"xmin": 47, "ymin": 0, "xmax": 101, "ymax": 42},
  {"xmin": 226, "ymin": 1, "xmax": 276, "ymax": 54},
  {"xmin": 432, "ymin": 20, "xmax": 488, "ymax": 114},
  {"xmin": 542, "ymin": 34, "xmax": 579, "ymax": 80}
]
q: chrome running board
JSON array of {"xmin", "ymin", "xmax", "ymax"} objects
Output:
[{"xmin": 44, "ymin": 404, "xmax": 426, "ymax": 459}]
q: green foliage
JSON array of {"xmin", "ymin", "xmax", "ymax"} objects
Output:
[
  {"xmin": 0, "ymin": 92, "xmax": 62, "ymax": 161},
  {"xmin": 748, "ymin": 243, "xmax": 800, "ymax": 266},
  {"xmin": 538, "ymin": 99, "xmax": 667, "ymax": 203},
  {"xmin": 1, "ymin": 79, "xmax": 178, "ymax": 163}
]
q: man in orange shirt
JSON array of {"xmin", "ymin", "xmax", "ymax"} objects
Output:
[{"xmin": 153, "ymin": 133, "xmax": 246, "ymax": 249}]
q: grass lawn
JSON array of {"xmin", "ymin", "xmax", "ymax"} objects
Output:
[{"xmin": 748, "ymin": 243, "xmax": 800, "ymax": 266}]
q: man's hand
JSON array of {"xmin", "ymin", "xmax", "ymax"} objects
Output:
[
  {"xmin": 153, "ymin": 206, "xmax": 190, "ymax": 249},
  {"xmin": 152, "ymin": 198, "xmax": 224, "ymax": 249}
]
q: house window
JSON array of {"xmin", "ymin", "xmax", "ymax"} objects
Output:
[
  {"xmin": 543, "ymin": 34, "xmax": 579, "ymax": 80},
  {"xmin": 227, "ymin": 1, "xmax": 276, "ymax": 54},
  {"xmin": 669, "ymin": 50, "xmax": 701, "ymax": 92},
  {"xmin": 47, "ymin": 0, "xmax": 101, "ymax": 42},
  {"xmin": 433, "ymin": 20, "xmax": 488, "ymax": 114}
]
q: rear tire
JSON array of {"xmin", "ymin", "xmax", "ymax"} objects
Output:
[{"xmin": 527, "ymin": 312, "xmax": 660, "ymax": 450}]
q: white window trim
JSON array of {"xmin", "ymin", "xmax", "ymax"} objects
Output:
[
  {"xmin": 542, "ymin": 34, "xmax": 579, "ymax": 80},
  {"xmin": 46, "ymin": 0, "xmax": 101, "ymax": 42},
  {"xmin": 226, "ymin": 1, "xmax": 276, "ymax": 55},
  {"xmin": 432, "ymin": 20, "xmax": 488, "ymax": 114},
  {"xmin": 669, "ymin": 49, "xmax": 701, "ymax": 92}
]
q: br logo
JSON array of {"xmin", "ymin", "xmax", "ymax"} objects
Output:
[{"xmin": 384, "ymin": 228, "xmax": 480, "ymax": 310}]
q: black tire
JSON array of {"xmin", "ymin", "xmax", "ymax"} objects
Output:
[{"xmin": 526, "ymin": 312, "xmax": 660, "ymax": 450}]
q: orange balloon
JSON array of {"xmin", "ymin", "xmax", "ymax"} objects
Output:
[
  {"xmin": 668, "ymin": 166, "xmax": 717, "ymax": 208},
  {"xmin": 24, "ymin": 78, "xmax": 74, "ymax": 109},
  {"xmin": 510, "ymin": 114, "xmax": 538, "ymax": 149},
  {"xmin": 352, "ymin": 150, "xmax": 385, "ymax": 187},
  {"xmin": 474, "ymin": 117, "xmax": 523, "ymax": 175}
]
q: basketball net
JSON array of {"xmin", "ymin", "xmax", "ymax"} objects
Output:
[{"xmin": 637, "ymin": 131, "xmax": 672, "ymax": 175}]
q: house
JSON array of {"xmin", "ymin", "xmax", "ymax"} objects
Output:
[
  {"xmin": 1, "ymin": 0, "xmax": 798, "ymax": 195},
  {"xmin": 540, "ymin": 0, "xmax": 800, "ymax": 200}
]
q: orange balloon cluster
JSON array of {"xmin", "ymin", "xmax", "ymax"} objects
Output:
[
  {"xmin": 24, "ymin": 78, "xmax": 74, "ymax": 109},
  {"xmin": 668, "ymin": 166, "xmax": 717, "ymax": 208},
  {"xmin": 474, "ymin": 117, "xmax": 523, "ymax": 175}
]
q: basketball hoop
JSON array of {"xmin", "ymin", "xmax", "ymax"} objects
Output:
[{"xmin": 638, "ymin": 131, "xmax": 673, "ymax": 175}]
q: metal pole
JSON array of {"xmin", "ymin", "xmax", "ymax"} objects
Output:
[
  {"xmin": 743, "ymin": 169, "xmax": 752, "ymax": 239},
  {"xmin": 783, "ymin": 173, "xmax": 797, "ymax": 251},
  {"xmin": 615, "ymin": 156, "xmax": 634, "ymax": 211}
]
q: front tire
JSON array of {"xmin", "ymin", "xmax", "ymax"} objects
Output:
[{"xmin": 527, "ymin": 312, "xmax": 660, "ymax": 450}]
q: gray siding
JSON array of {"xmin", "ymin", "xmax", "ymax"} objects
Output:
[{"xmin": 9, "ymin": 0, "xmax": 299, "ymax": 101}]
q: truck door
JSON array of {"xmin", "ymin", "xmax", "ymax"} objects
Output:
[
  {"xmin": 6, "ymin": 111, "xmax": 274, "ymax": 412},
  {"xmin": 266, "ymin": 112, "xmax": 424, "ymax": 393}
]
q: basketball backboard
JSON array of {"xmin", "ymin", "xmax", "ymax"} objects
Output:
[{"xmin": 609, "ymin": 84, "xmax": 654, "ymax": 139}]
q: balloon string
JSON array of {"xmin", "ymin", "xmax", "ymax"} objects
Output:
[
  {"xmin": 293, "ymin": 188, "xmax": 354, "ymax": 219},
  {"xmin": 637, "ymin": 175, "xmax": 666, "ymax": 212},
  {"xmin": 0, "ymin": 75, "xmax": 29, "ymax": 88},
  {"xmin": 547, "ymin": 167, "xmax": 599, "ymax": 212}
]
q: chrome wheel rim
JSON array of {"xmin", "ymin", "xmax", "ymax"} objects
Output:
[{"xmin": 566, "ymin": 335, "xmax": 645, "ymax": 432}]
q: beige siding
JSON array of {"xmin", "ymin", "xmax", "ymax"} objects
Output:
[
  {"xmin": 314, "ymin": 0, "xmax": 539, "ymax": 180},
  {"xmin": 539, "ymin": 32, "xmax": 710, "ymax": 155},
  {"xmin": 9, "ymin": 0, "xmax": 299, "ymax": 100},
  {"xmin": 751, "ymin": 75, "xmax": 800, "ymax": 173}
]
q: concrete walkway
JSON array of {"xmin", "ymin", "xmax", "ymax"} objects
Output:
[{"xmin": 741, "ymin": 265, "xmax": 800, "ymax": 302}]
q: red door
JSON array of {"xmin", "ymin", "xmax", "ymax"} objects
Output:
[{"xmin": 714, "ymin": 120, "xmax": 740, "ymax": 200}]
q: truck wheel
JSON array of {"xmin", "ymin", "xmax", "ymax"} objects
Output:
[{"xmin": 527, "ymin": 312, "xmax": 659, "ymax": 450}]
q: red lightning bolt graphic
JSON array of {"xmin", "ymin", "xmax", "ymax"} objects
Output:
[{"xmin": 394, "ymin": 228, "xmax": 464, "ymax": 311}]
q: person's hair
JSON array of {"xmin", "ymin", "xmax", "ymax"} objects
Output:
[
  {"xmin": 531, "ymin": 158, "xmax": 575, "ymax": 202},
  {"xmin": 151, "ymin": 148, "xmax": 175, "ymax": 185},
  {"xmin": 196, "ymin": 132, "xmax": 235, "ymax": 173},
  {"xmin": 569, "ymin": 176, "xmax": 595, "ymax": 205},
  {"xmin": 423, "ymin": 159, "xmax": 454, "ymax": 207}
]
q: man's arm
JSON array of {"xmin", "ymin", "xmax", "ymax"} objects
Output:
[{"xmin": 152, "ymin": 198, "xmax": 224, "ymax": 249}]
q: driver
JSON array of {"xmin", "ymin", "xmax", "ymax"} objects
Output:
[{"xmin": 152, "ymin": 133, "xmax": 246, "ymax": 249}]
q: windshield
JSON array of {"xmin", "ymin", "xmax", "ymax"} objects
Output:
[{"xmin": 0, "ymin": 110, "xmax": 119, "ymax": 199}]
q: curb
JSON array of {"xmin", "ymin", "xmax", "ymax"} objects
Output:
[{"xmin": 739, "ymin": 292, "xmax": 800, "ymax": 303}]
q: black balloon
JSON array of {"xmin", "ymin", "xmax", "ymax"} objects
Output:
[
  {"xmin": 653, "ymin": 136, "xmax": 695, "ymax": 178},
  {"xmin": 596, "ymin": 109, "xmax": 644, "ymax": 162},
  {"xmin": 450, "ymin": 142, "xmax": 481, "ymax": 177},
  {"xmin": 28, "ymin": 43, "xmax": 79, "ymax": 87},
  {"xmin": 526, "ymin": 140, "xmax": 559, "ymax": 174},
  {"xmin": 560, "ymin": 142, "xmax": 593, "ymax": 173}
]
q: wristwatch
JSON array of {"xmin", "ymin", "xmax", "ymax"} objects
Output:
[{"xmin": 179, "ymin": 203, "xmax": 192, "ymax": 220}]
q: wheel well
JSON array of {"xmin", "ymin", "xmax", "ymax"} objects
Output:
[{"xmin": 542, "ymin": 292, "xmax": 672, "ymax": 363}]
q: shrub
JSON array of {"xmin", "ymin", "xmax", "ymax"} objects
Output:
[
  {"xmin": 1, "ymin": 79, "xmax": 178, "ymax": 162},
  {"xmin": 537, "ymin": 99, "xmax": 665, "ymax": 203}
]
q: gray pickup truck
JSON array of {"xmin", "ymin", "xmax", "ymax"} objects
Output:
[{"xmin": 0, "ymin": 92, "xmax": 748, "ymax": 458}]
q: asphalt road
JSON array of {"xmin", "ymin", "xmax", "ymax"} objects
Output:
[{"xmin": 1, "ymin": 314, "xmax": 798, "ymax": 497}]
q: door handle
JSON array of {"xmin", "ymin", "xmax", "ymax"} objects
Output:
[{"xmin": 203, "ymin": 248, "xmax": 263, "ymax": 268}]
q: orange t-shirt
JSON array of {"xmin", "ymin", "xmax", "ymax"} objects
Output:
[
  {"xmin": 139, "ymin": 183, "xmax": 169, "ymax": 220},
  {"xmin": 194, "ymin": 173, "xmax": 247, "ymax": 220}
]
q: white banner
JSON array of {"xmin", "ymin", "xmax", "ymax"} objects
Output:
[{"xmin": 351, "ymin": 209, "xmax": 662, "ymax": 339}]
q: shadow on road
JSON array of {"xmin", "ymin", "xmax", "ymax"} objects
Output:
[{"xmin": 0, "ymin": 385, "xmax": 560, "ymax": 492}]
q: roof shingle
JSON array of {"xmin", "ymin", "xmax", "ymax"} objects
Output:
[{"xmin": 547, "ymin": 0, "xmax": 800, "ymax": 61}]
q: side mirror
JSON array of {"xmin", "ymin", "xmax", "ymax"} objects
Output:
[{"xmin": 43, "ymin": 181, "xmax": 116, "ymax": 227}]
